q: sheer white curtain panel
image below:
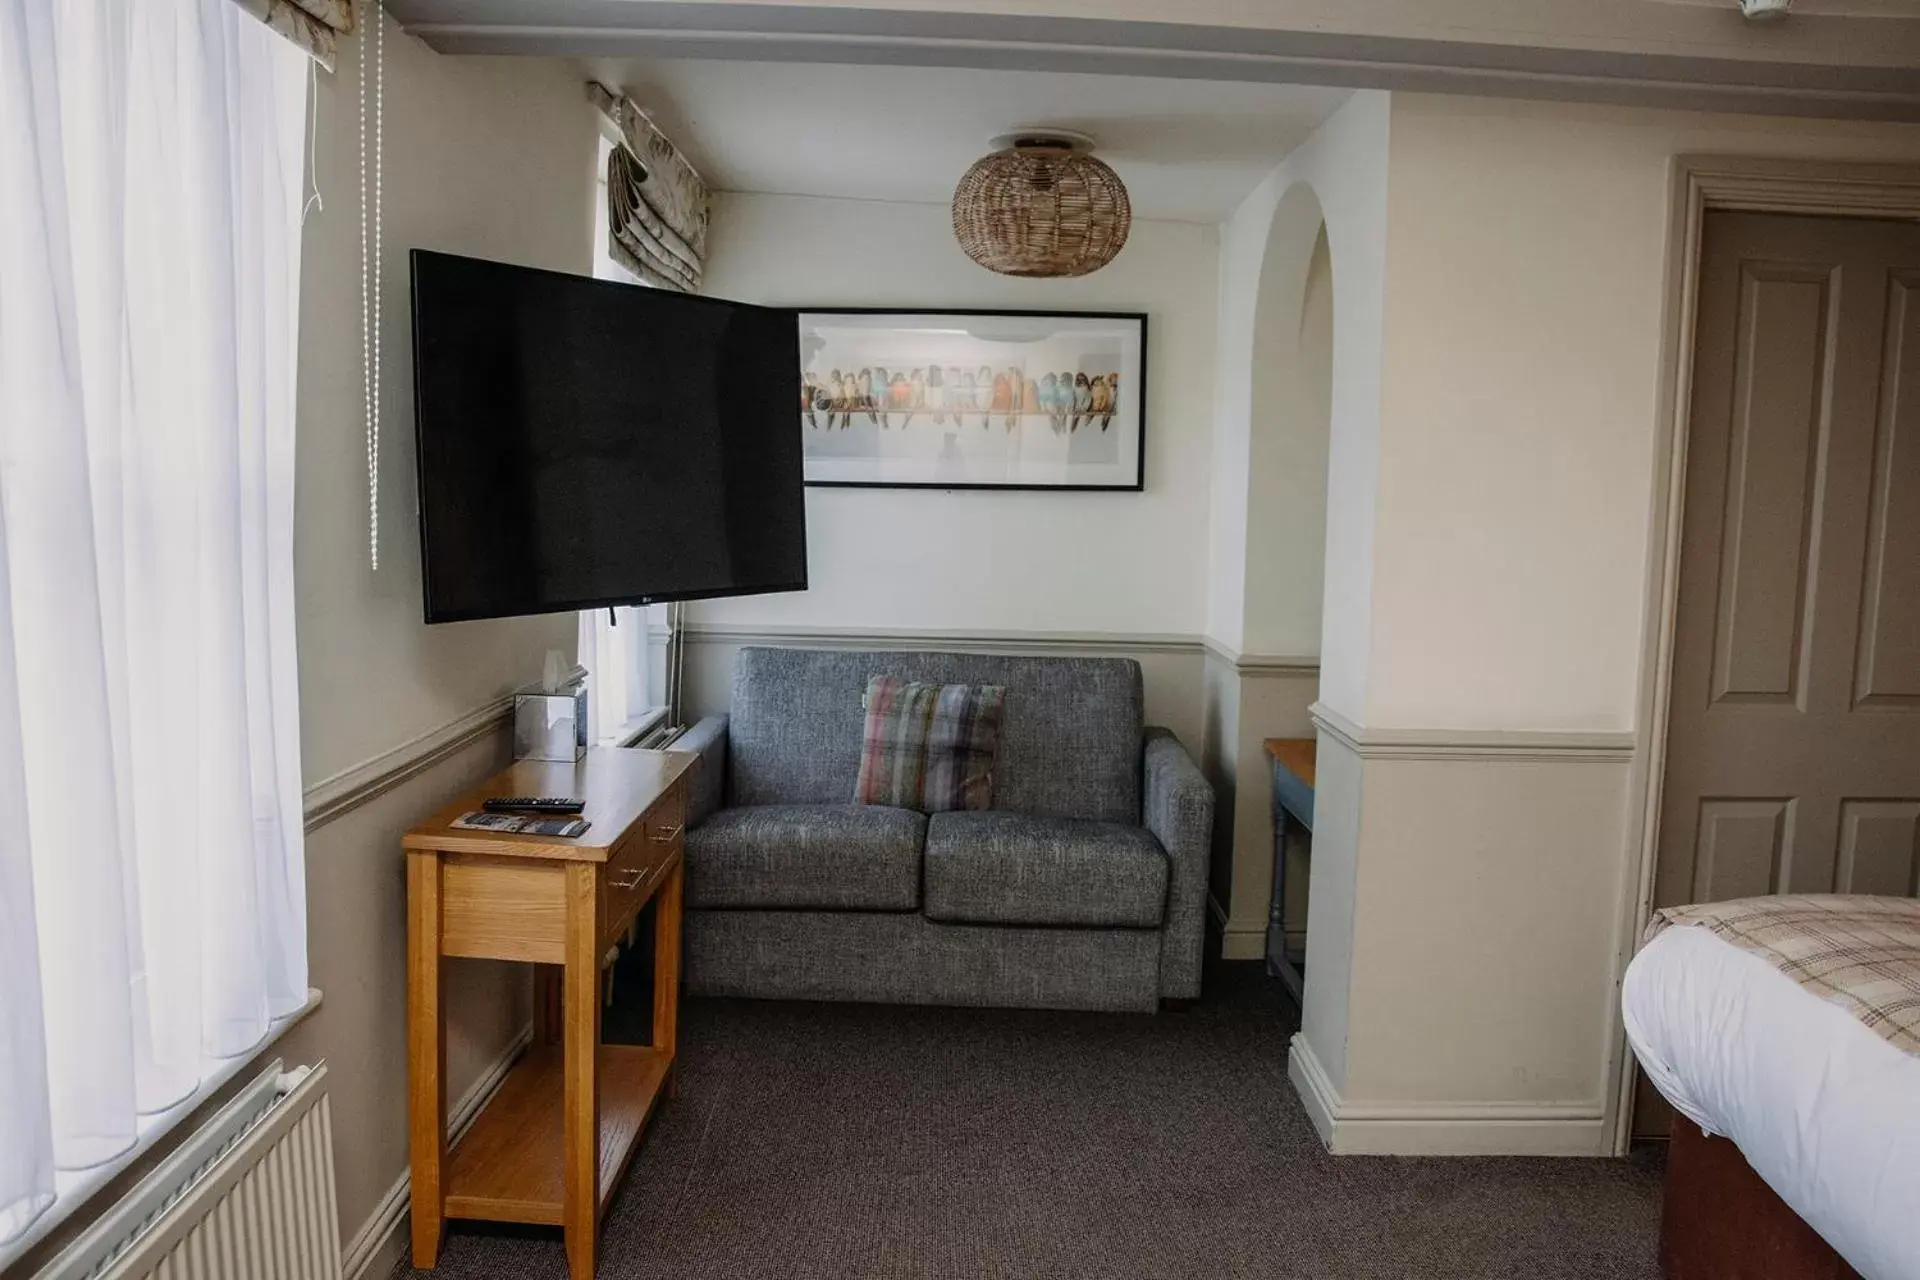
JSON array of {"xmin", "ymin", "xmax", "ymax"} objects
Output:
[{"xmin": 0, "ymin": 0, "xmax": 310, "ymax": 1245}]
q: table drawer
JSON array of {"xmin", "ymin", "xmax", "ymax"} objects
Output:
[
  {"xmin": 441, "ymin": 855, "xmax": 566, "ymax": 963},
  {"xmin": 600, "ymin": 783, "xmax": 685, "ymax": 949}
]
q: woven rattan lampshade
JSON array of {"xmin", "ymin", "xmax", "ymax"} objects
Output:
[{"xmin": 953, "ymin": 132, "xmax": 1131, "ymax": 278}]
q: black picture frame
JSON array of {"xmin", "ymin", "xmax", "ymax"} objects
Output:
[{"xmin": 797, "ymin": 307, "xmax": 1148, "ymax": 492}]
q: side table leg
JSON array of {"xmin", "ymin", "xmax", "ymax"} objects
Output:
[
  {"xmin": 653, "ymin": 858, "xmax": 684, "ymax": 1095},
  {"xmin": 406, "ymin": 851, "xmax": 447, "ymax": 1269},
  {"xmin": 1266, "ymin": 789, "xmax": 1290, "ymax": 977},
  {"xmin": 562, "ymin": 863, "xmax": 601, "ymax": 1279}
]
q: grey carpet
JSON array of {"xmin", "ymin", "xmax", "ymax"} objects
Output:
[{"xmin": 403, "ymin": 965, "xmax": 1663, "ymax": 1279}]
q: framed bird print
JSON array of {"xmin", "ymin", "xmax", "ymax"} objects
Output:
[{"xmin": 796, "ymin": 309, "xmax": 1147, "ymax": 491}]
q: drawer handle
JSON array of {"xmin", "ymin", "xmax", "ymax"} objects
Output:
[
  {"xmin": 648, "ymin": 823, "xmax": 684, "ymax": 842},
  {"xmin": 609, "ymin": 868, "xmax": 646, "ymax": 890}
]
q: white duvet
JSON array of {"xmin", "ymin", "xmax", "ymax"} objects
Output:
[{"xmin": 1622, "ymin": 923, "xmax": 1920, "ymax": 1280}]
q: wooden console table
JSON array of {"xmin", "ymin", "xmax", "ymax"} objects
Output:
[
  {"xmin": 1263, "ymin": 737, "xmax": 1316, "ymax": 1002},
  {"xmin": 404, "ymin": 747, "xmax": 693, "ymax": 1279}
]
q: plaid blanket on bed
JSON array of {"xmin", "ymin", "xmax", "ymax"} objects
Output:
[{"xmin": 1648, "ymin": 895, "xmax": 1920, "ymax": 1056}]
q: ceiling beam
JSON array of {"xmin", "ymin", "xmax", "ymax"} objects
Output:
[{"xmin": 385, "ymin": 0, "xmax": 1920, "ymax": 121}]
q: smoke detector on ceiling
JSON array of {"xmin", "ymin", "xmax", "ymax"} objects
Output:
[{"xmin": 1737, "ymin": 0, "xmax": 1791, "ymax": 19}]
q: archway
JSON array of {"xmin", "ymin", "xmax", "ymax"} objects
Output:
[{"xmin": 1216, "ymin": 178, "xmax": 1336, "ymax": 988}]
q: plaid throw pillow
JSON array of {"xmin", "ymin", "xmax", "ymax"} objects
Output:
[{"xmin": 854, "ymin": 675, "xmax": 1006, "ymax": 813}]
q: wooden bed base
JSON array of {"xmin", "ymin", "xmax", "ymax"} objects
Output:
[{"xmin": 1661, "ymin": 1120, "xmax": 1861, "ymax": 1280}]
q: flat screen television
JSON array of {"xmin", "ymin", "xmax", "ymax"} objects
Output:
[{"xmin": 409, "ymin": 250, "xmax": 807, "ymax": 623}]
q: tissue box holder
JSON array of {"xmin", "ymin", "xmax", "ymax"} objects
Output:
[{"xmin": 513, "ymin": 685, "xmax": 588, "ymax": 762}]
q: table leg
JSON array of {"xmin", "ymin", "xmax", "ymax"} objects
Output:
[
  {"xmin": 653, "ymin": 858, "xmax": 684, "ymax": 1094},
  {"xmin": 562, "ymin": 863, "xmax": 601, "ymax": 1279},
  {"xmin": 1267, "ymin": 783, "xmax": 1290, "ymax": 975},
  {"xmin": 406, "ymin": 851, "xmax": 447, "ymax": 1269},
  {"xmin": 536, "ymin": 967, "xmax": 562, "ymax": 1045}
]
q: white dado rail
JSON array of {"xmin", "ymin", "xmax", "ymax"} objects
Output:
[
  {"xmin": 1308, "ymin": 702, "xmax": 1637, "ymax": 763},
  {"xmin": 300, "ymin": 664, "xmax": 588, "ymax": 833},
  {"xmin": 672, "ymin": 620, "xmax": 1316, "ymax": 666}
]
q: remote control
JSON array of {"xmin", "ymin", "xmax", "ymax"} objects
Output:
[{"xmin": 482, "ymin": 796, "xmax": 586, "ymax": 815}]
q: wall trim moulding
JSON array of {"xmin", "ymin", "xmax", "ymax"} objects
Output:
[
  {"xmin": 1200, "ymin": 634, "xmax": 1320, "ymax": 676},
  {"xmin": 1207, "ymin": 893, "xmax": 1268, "ymax": 961},
  {"xmin": 1309, "ymin": 702, "xmax": 1636, "ymax": 763},
  {"xmin": 301, "ymin": 666, "xmax": 587, "ymax": 833},
  {"xmin": 680, "ymin": 622, "xmax": 1324, "ymax": 675},
  {"xmin": 681, "ymin": 621, "xmax": 1216, "ymax": 659},
  {"xmin": 383, "ymin": 1, "xmax": 1920, "ymax": 122},
  {"xmin": 341, "ymin": 1026, "xmax": 534, "ymax": 1280},
  {"xmin": 1287, "ymin": 1034, "xmax": 1607, "ymax": 1157}
]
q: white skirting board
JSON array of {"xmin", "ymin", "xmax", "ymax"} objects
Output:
[
  {"xmin": 1207, "ymin": 894, "xmax": 1270, "ymax": 961},
  {"xmin": 1287, "ymin": 1033, "xmax": 1609, "ymax": 1157},
  {"xmin": 339, "ymin": 1026, "xmax": 534, "ymax": 1280}
]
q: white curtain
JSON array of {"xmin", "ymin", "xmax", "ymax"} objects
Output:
[
  {"xmin": 0, "ymin": 0, "xmax": 309, "ymax": 1245},
  {"xmin": 578, "ymin": 606, "xmax": 654, "ymax": 743}
]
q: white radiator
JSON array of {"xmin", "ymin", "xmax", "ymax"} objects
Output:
[{"xmin": 40, "ymin": 1060, "xmax": 341, "ymax": 1280}]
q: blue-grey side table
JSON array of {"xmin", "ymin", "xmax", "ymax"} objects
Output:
[{"xmin": 1263, "ymin": 738, "xmax": 1316, "ymax": 1002}]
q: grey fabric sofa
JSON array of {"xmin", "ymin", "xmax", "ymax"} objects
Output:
[{"xmin": 673, "ymin": 647, "xmax": 1215, "ymax": 1013}]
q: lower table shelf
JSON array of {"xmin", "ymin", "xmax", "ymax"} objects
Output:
[{"xmin": 444, "ymin": 1042, "xmax": 671, "ymax": 1226}]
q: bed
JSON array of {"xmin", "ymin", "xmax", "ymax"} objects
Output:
[{"xmin": 1622, "ymin": 895, "xmax": 1920, "ymax": 1280}]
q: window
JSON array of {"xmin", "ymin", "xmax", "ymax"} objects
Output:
[
  {"xmin": 0, "ymin": 0, "xmax": 311, "ymax": 1256},
  {"xmin": 577, "ymin": 131, "xmax": 662, "ymax": 742}
]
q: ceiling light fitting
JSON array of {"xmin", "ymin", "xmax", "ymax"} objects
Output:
[{"xmin": 953, "ymin": 130, "xmax": 1131, "ymax": 279}]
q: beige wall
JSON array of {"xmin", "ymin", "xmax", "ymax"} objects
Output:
[
  {"xmin": 277, "ymin": 28, "xmax": 597, "ymax": 1266},
  {"xmin": 1288, "ymin": 93, "xmax": 1920, "ymax": 1155},
  {"xmin": 293, "ymin": 40, "xmax": 591, "ymax": 785},
  {"xmin": 679, "ymin": 190, "xmax": 1226, "ymax": 767},
  {"xmin": 1243, "ymin": 226, "xmax": 1332, "ymax": 660},
  {"xmin": 694, "ymin": 191, "xmax": 1220, "ymax": 642},
  {"xmin": 1368, "ymin": 94, "xmax": 1920, "ymax": 733}
]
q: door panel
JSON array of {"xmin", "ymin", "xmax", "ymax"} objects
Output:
[
  {"xmin": 1691, "ymin": 798, "xmax": 1794, "ymax": 901},
  {"xmin": 1855, "ymin": 274, "xmax": 1920, "ymax": 708},
  {"xmin": 1836, "ymin": 800, "xmax": 1920, "ymax": 897},
  {"xmin": 1639, "ymin": 211, "xmax": 1920, "ymax": 1139},
  {"xmin": 1709, "ymin": 264, "xmax": 1831, "ymax": 707}
]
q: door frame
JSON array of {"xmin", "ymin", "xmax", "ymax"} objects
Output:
[{"xmin": 1608, "ymin": 154, "xmax": 1920, "ymax": 1156}]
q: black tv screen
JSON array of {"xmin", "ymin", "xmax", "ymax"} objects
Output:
[{"xmin": 409, "ymin": 250, "xmax": 807, "ymax": 623}]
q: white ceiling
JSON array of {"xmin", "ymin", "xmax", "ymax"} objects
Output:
[{"xmin": 582, "ymin": 58, "xmax": 1353, "ymax": 223}]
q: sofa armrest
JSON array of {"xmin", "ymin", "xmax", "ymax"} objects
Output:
[
  {"xmin": 1143, "ymin": 726, "xmax": 1215, "ymax": 1002},
  {"xmin": 675, "ymin": 714, "xmax": 728, "ymax": 828}
]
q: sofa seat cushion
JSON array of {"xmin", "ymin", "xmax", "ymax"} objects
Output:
[
  {"xmin": 922, "ymin": 811, "xmax": 1168, "ymax": 928},
  {"xmin": 687, "ymin": 805, "xmax": 926, "ymax": 911}
]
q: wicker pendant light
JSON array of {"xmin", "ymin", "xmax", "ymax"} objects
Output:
[{"xmin": 953, "ymin": 130, "xmax": 1131, "ymax": 278}]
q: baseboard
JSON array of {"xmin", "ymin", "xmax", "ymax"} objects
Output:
[
  {"xmin": 1287, "ymin": 1033, "xmax": 1340, "ymax": 1147},
  {"xmin": 341, "ymin": 1025, "xmax": 534, "ymax": 1280},
  {"xmin": 1207, "ymin": 893, "xmax": 1272, "ymax": 962},
  {"xmin": 1287, "ymin": 1032, "xmax": 1608, "ymax": 1157},
  {"xmin": 1220, "ymin": 926, "xmax": 1267, "ymax": 961}
]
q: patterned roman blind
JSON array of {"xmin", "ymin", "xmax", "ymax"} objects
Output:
[
  {"xmin": 227, "ymin": 0, "xmax": 355, "ymax": 67},
  {"xmin": 588, "ymin": 82, "xmax": 710, "ymax": 293}
]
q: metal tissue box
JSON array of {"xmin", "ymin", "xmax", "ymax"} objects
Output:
[{"xmin": 513, "ymin": 684, "xmax": 588, "ymax": 762}]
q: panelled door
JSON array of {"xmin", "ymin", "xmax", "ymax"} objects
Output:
[
  {"xmin": 1638, "ymin": 210, "xmax": 1920, "ymax": 1136},
  {"xmin": 1659, "ymin": 210, "xmax": 1920, "ymax": 910}
]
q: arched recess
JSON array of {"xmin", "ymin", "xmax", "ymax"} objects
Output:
[
  {"xmin": 1246, "ymin": 201, "xmax": 1333, "ymax": 658},
  {"xmin": 1215, "ymin": 178, "xmax": 1337, "ymax": 972}
]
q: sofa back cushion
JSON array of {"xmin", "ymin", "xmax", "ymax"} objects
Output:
[{"xmin": 728, "ymin": 647, "xmax": 1141, "ymax": 824}]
